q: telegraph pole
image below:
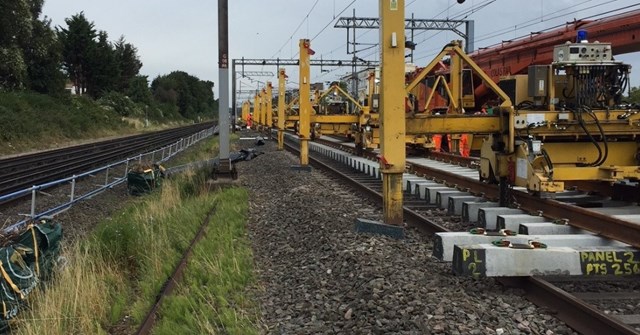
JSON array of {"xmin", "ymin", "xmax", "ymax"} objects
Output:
[{"xmin": 214, "ymin": 0, "xmax": 236, "ymax": 179}]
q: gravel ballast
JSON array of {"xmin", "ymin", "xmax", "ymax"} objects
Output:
[{"xmin": 238, "ymin": 136, "xmax": 577, "ymax": 335}]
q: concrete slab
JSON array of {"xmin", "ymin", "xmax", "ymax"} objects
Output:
[
  {"xmin": 519, "ymin": 222, "xmax": 587, "ymax": 235},
  {"xmin": 425, "ymin": 186, "xmax": 453, "ymax": 204},
  {"xmin": 497, "ymin": 214, "xmax": 547, "ymax": 231},
  {"xmin": 354, "ymin": 218, "xmax": 404, "ymax": 240},
  {"xmin": 478, "ymin": 208, "xmax": 524, "ymax": 230},
  {"xmin": 452, "ymin": 244, "xmax": 640, "ymax": 277},
  {"xmin": 434, "ymin": 232, "xmax": 629, "ymax": 261},
  {"xmin": 447, "ymin": 196, "xmax": 483, "ymax": 216},
  {"xmin": 412, "ymin": 182, "xmax": 443, "ymax": 199},
  {"xmin": 462, "ymin": 201, "xmax": 500, "ymax": 223},
  {"xmin": 403, "ymin": 175, "xmax": 427, "ymax": 191},
  {"xmin": 435, "ymin": 190, "xmax": 471, "ymax": 209}
]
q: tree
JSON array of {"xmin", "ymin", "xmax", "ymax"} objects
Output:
[
  {"xmin": 628, "ymin": 87, "xmax": 640, "ymax": 104},
  {"xmin": 86, "ymin": 31, "xmax": 119, "ymax": 98},
  {"xmin": 127, "ymin": 75, "xmax": 152, "ymax": 105},
  {"xmin": 58, "ymin": 12, "xmax": 97, "ymax": 94},
  {"xmin": 0, "ymin": 0, "xmax": 33, "ymax": 89},
  {"xmin": 24, "ymin": 18, "xmax": 65, "ymax": 94},
  {"xmin": 151, "ymin": 71, "xmax": 215, "ymax": 119},
  {"xmin": 114, "ymin": 36, "xmax": 142, "ymax": 92}
]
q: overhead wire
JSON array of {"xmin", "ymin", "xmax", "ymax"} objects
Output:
[
  {"xmin": 411, "ymin": 0, "xmax": 632, "ymax": 63},
  {"xmin": 270, "ymin": 0, "xmax": 321, "ymax": 59}
]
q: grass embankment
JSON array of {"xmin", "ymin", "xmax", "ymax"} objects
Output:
[
  {"xmin": 14, "ymin": 169, "xmax": 259, "ymax": 334},
  {"xmin": 0, "ymin": 91, "xmax": 195, "ymax": 156}
]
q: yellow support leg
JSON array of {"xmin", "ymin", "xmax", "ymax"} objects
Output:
[
  {"xmin": 266, "ymin": 82, "xmax": 273, "ymax": 131},
  {"xmin": 379, "ymin": 0, "xmax": 406, "ymax": 226},
  {"xmin": 252, "ymin": 94, "xmax": 259, "ymax": 129},
  {"xmin": 277, "ymin": 69, "xmax": 286, "ymax": 150},
  {"xmin": 298, "ymin": 39, "xmax": 312, "ymax": 167}
]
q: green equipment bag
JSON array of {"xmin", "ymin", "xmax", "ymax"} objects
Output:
[
  {"xmin": 127, "ymin": 163, "xmax": 165, "ymax": 196},
  {"xmin": 0, "ymin": 220, "xmax": 62, "ymax": 329}
]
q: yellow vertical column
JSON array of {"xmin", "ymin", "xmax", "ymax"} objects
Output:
[
  {"xmin": 298, "ymin": 39, "xmax": 313, "ymax": 166},
  {"xmin": 254, "ymin": 91, "xmax": 262, "ymax": 130},
  {"xmin": 261, "ymin": 89, "xmax": 267, "ymax": 130},
  {"xmin": 252, "ymin": 95, "xmax": 258, "ymax": 129},
  {"xmin": 379, "ymin": 0, "xmax": 405, "ymax": 226},
  {"xmin": 241, "ymin": 101, "xmax": 248, "ymax": 124},
  {"xmin": 449, "ymin": 45, "xmax": 463, "ymax": 112},
  {"xmin": 277, "ymin": 69, "xmax": 286, "ymax": 150},
  {"xmin": 266, "ymin": 82, "xmax": 273, "ymax": 130}
]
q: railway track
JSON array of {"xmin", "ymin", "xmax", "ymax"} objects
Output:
[
  {"xmin": 282, "ymin": 133, "xmax": 640, "ymax": 335},
  {"xmin": 0, "ymin": 122, "xmax": 215, "ymax": 197}
]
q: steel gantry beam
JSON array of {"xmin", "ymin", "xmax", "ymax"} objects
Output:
[
  {"xmin": 236, "ymin": 71, "xmax": 274, "ymax": 77},
  {"xmin": 231, "ymin": 57, "xmax": 379, "ymax": 132},
  {"xmin": 334, "ymin": 16, "xmax": 475, "ymax": 54}
]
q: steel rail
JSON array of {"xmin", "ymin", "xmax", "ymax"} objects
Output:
[
  {"xmin": 284, "ymin": 136, "xmax": 638, "ymax": 335},
  {"xmin": 0, "ymin": 123, "xmax": 213, "ymax": 196}
]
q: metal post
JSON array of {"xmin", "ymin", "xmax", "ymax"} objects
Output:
[
  {"xmin": 218, "ymin": 0, "xmax": 231, "ymax": 167},
  {"xmin": 70, "ymin": 177, "xmax": 76, "ymax": 202},
  {"xmin": 124, "ymin": 160, "xmax": 129, "ymax": 178},
  {"xmin": 105, "ymin": 166, "xmax": 110, "ymax": 186},
  {"xmin": 277, "ymin": 69, "xmax": 286, "ymax": 150},
  {"xmin": 379, "ymin": 0, "xmax": 406, "ymax": 226},
  {"xmin": 465, "ymin": 20, "xmax": 475, "ymax": 54},
  {"xmin": 232, "ymin": 59, "xmax": 237, "ymax": 133},
  {"xmin": 30, "ymin": 187, "xmax": 36, "ymax": 218},
  {"xmin": 298, "ymin": 39, "xmax": 313, "ymax": 167}
]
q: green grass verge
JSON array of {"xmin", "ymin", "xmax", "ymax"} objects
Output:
[
  {"xmin": 13, "ymin": 169, "xmax": 259, "ymax": 334},
  {"xmin": 153, "ymin": 187, "xmax": 259, "ymax": 335}
]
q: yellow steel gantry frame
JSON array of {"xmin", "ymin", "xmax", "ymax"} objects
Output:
[
  {"xmin": 260, "ymin": 88, "xmax": 267, "ymax": 129},
  {"xmin": 252, "ymin": 94, "xmax": 260, "ymax": 129},
  {"xmin": 298, "ymin": 39, "xmax": 312, "ymax": 167},
  {"xmin": 241, "ymin": 100, "xmax": 250, "ymax": 126},
  {"xmin": 379, "ymin": 0, "xmax": 406, "ymax": 226},
  {"xmin": 266, "ymin": 82, "xmax": 273, "ymax": 130},
  {"xmin": 277, "ymin": 69, "xmax": 286, "ymax": 150}
]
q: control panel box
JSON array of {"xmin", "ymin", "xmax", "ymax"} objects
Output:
[{"xmin": 553, "ymin": 42, "xmax": 612, "ymax": 63}]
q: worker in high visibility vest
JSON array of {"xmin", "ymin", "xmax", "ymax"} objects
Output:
[
  {"xmin": 432, "ymin": 134, "xmax": 451, "ymax": 152},
  {"xmin": 247, "ymin": 113, "xmax": 252, "ymax": 129}
]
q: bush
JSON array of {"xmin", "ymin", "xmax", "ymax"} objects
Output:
[{"xmin": 98, "ymin": 91, "xmax": 143, "ymax": 117}]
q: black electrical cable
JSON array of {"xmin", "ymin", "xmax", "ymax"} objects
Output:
[
  {"xmin": 541, "ymin": 147, "xmax": 554, "ymax": 179},
  {"xmin": 585, "ymin": 106, "xmax": 609, "ymax": 166},
  {"xmin": 573, "ymin": 106, "xmax": 603, "ymax": 167}
]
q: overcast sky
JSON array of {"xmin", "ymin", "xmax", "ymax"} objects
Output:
[{"xmin": 42, "ymin": 0, "xmax": 640, "ymax": 101}]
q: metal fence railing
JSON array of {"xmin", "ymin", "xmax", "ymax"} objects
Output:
[{"xmin": 0, "ymin": 127, "xmax": 215, "ymax": 233}]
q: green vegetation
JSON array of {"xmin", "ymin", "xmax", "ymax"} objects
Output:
[
  {"xmin": 627, "ymin": 86, "xmax": 640, "ymax": 104},
  {"xmin": 0, "ymin": 91, "xmax": 128, "ymax": 154},
  {"xmin": 13, "ymin": 170, "xmax": 259, "ymax": 334},
  {"xmin": 0, "ymin": 1, "xmax": 218, "ymax": 155},
  {"xmin": 153, "ymin": 188, "xmax": 259, "ymax": 335}
]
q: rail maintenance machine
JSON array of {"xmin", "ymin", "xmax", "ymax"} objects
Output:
[{"xmin": 359, "ymin": 34, "xmax": 640, "ymax": 203}]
